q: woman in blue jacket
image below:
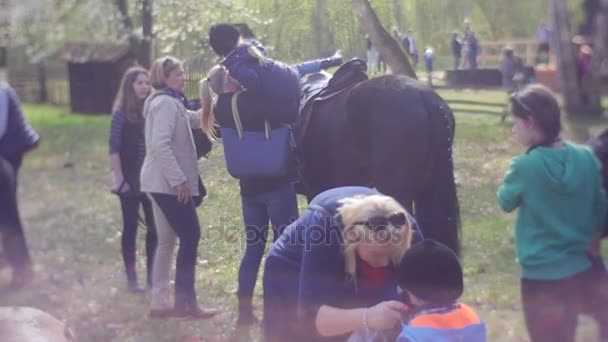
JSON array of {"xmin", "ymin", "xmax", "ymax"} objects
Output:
[
  {"xmin": 201, "ymin": 65, "xmax": 300, "ymax": 327},
  {"xmin": 262, "ymin": 186, "xmax": 422, "ymax": 342}
]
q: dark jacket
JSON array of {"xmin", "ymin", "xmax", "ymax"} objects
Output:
[
  {"xmin": 214, "ymin": 91, "xmax": 297, "ymax": 196},
  {"xmin": 451, "ymin": 37, "xmax": 462, "ymax": 57},
  {"xmin": 265, "ymin": 186, "xmax": 423, "ymax": 342},
  {"xmin": 0, "ymin": 82, "xmax": 40, "ymax": 160},
  {"xmin": 109, "ymin": 111, "xmax": 146, "ymax": 192},
  {"xmin": 222, "ymin": 45, "xmax": 300, "ymax": 118}
]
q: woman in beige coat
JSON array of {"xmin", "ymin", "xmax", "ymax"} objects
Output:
[{"xmin": 140, "ymin": 56, "xmax": 218, "ymax": 319}]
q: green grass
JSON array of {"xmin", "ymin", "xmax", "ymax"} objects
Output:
[{"xmin": 3, "ymin": 98, "xmax": 607, "ymax": 341}]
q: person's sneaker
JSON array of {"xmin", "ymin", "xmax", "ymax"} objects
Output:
[{"xmin": 173, "ymin": 306, "xmax": 220, "ymax": 320}]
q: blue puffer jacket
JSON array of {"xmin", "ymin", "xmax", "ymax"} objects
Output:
[{"xmin": 222, "ymin": 45, "xmax": 300, "ymax": 117}]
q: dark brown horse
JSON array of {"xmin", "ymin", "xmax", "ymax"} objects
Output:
[{"xmin": 295, "ymin": 59, "xmax": 460, "ymax": 254}]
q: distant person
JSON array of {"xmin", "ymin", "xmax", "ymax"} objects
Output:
[
  {"xmin": 466, "ymin": 31, "xmax": 480, "ymax": 70},
  {"xmin": 0, "ymin": 81, "xmax": 40, "ymax": 289},
  {"xmin": 391, "ymin": 26, "xmax": 401, "ymax": 42},
  {"xmin": 366, "ymin": 36, "xmax": 379, "ymax": 75},
  {"xmin": 500, "ymin": 47, "xmax": 525, "ymax": 121},
  {"xmin": 451, "ymin": 31, "xmax": 462, "ymax": 70},
  {"xmin": 535, "ymin": 23, "xmax": 551, "ymax": 65},
  {"xmin": 461, "ymin": 18, "xmax": 473, "ymax": 69},
  {"xmin": 377, "ymin": 54, "xmax": 387, "ymax": 75},
  {"xmin": 463, "ymin": 17, "xmax": 472, "ymax": 35},
  {"xmin": 577, "ymin": 44, "xmax": 593, "ymax": 104},
  {"xmin": 108, "ymin": 66, "xmax": 157, "ymax": 293},
  {"xmin": 500, "ymin": 47, "xmax": 518, "ymax": 94},
  {"xmin": 424, "ymin": 47, "xmax": 434, "ymax": 86},
  {"xmin": 401, "ymin": 29, "xmax": 418, "ymax": 68},
  {"xmin": 498, "ymin": 84, "xmax": 608, "ymax": 342}
]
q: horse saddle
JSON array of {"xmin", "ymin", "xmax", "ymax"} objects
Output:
[{"xmin": 296, "ymin": 58, "xmax": 369, "ymax": 145}]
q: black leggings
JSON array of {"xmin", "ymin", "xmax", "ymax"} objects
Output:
[
  {"xmin": 118, "ymin": 195, "xmax": 157, "ymax": 286},
  {"xmin": 0, "ymin": 155, "xmax": 31, "ymax": 276}
]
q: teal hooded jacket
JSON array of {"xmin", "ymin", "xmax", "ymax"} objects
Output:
[{"xmin": 497, "ymin": 142, "xmax": 606, "ymax": 280}]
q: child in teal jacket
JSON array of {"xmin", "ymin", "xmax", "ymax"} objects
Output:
[{"xmin": 497, "ymin": 84, "xmax": 608, "ymax": 342}]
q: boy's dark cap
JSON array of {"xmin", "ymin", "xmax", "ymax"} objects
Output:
[
  {"xmin": 209, "ymin": 23, "xmax": 241, "ymax": 56},
  {"xmin": 398, "ymin": 239, "xmax": 463, "ymax": 305}
]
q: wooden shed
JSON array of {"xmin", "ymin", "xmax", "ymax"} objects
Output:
[{"xmin": 53, "ymin": 43, "xmax": 136, "ymax": 114}]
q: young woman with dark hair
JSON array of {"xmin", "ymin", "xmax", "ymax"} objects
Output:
[
  {"xmin": 109, "ymin": 66, "xmax": 157, "ymax": 293},
  {"xmin": 498, "ymin": 84, "xmax": 608, "ymax": 342}
]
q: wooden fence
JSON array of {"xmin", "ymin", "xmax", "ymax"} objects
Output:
[
  {"xmin": 444, "ymin": 98, "xmax": 505, "ymax": 116},
  {"xmin": 478, "ymin": 39, "xmax": 539, "ymax": 67}
]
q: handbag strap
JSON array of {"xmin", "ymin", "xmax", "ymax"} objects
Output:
[{"xmin": 230, "ymin": 91, "xmax": 271, "ymax": 140}]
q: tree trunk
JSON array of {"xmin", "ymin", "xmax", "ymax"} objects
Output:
[
  {"xmin": 115, "ymin": 0, "xmax": 139, "ymax": 57},
  {"xmin": 591, "ymin": 0, "xmax": 608, "ymax": 108},
  {"xmin": 0, "ymin": 46, "xmax": 5, "ymax": 68},
  {"xmin": 551, "ymin": 0, "xmax": 597, "ymax": 115},
  {"xmin": 0, "ymin": 0, "xmax": 9, "ymax": 80},
  {"xmin": 312, "ymin": 0, "xmax": 334, "ymax": 57},
  {"xmin": 584, "ymin": 0, "xmax": 607, "ymax": 115},
  {"xmin": 36, "ymin": 62, "xmax": 48, "ymax": 103},
  {"xmin": 580, "ymin": 0, "xmax": 601, "ymax": 35},
  {"xmin": 351, "ymin": 0, "xmax": 416, "ymax": 78},
  {"xmin": 392, "ymin": 0, "xmax": 403, "ymax": 31},
  {"xmin": 140, "ymin": 0, "xmax": 153, "ymax": 68},
  {"xmin": 114, "ymin": 0, "xmax": 152, "ymax": 68}
]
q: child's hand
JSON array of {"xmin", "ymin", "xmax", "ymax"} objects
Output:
[{"xmin": 365, "ymin": 300, "xmax": 405, "ymax": 331}]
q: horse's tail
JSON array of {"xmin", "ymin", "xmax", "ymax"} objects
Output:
[{"xmin": 416, "ymin": 90, "xmax": 461, "ymax": 256}]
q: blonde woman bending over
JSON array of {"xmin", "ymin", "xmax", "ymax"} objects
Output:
[{"xmin": 262, "ymin": 186, "xmax": 423, "ymax": 342}]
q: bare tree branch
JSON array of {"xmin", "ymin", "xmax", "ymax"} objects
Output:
[{"xmin": 351, "ymin": 0, "xmax": 416, "ymax": 78}]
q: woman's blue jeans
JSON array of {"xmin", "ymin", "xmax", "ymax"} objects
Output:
[{"xmin": 237, "ymin": 182, "xmax": 299, "ymax": 301}]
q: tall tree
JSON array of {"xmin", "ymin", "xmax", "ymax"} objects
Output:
[
  {"xmin": 551, "ymin": 0, "xmax": 602, "ymax": 115},
  {"xmin": 590, "ymin": 0, "xmax": 608, "ymax": 107},
  {"xmin": 351, "ymin": 0, "xmax": 416, "ymax": 78},
  {"xmin": 0, "ymin": 0, "xmax": 9, "ymax": 75},
  {"xmin": 312, "ymin": 0, "xmax": 335, "ymax": 57},
  {"xmin": 114, "ymin": 0, "xmax": 153, "ymax": 68}
]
